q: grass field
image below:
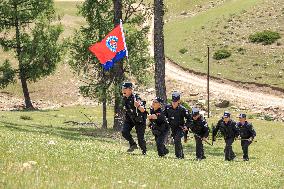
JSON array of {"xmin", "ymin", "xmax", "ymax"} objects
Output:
[{"xmin": 0, "ymin": 106, "xmax": 283, "ymax": 188}]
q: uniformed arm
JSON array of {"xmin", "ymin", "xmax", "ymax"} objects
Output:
[
  {"xmin": 232, "ymin": 121, "xmax": 240, "ymax": 138},
  {"xmin": 163, "ymin": 105, "xmax": 169, "ymax": 118},
  {"xmin": 184, "ymin": 108, "xmax": 192, "ymax": 129},
  {"xmin": 248, "ymin": 123, "xmax": 256, "ymax": 139},
  {"xmin": 212, "ymin": 120, "xmax": 221, "ymax": 138},
  {"xmin": 202, "ymin": 121, "xmax": 209, "ymax": 138},
  {"xmin": 133, "ymin": 95, "xmax": 146, "ymax": 113},
  {"xmin": 156, "ymin": 112, "xmax": 167, "ymax": 123}
]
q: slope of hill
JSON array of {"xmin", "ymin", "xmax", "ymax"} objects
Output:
[{"xmin": 164, "ymin": 0, "xmax": 284, "ymax": 89}]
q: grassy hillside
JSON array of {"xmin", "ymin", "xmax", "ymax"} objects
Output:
[
  {"xmin": 164, "ymin": 0, "xmax": 284, "ymax": 89},
  {"xmin": 0, "ymin": 106, "xmax": 283, "ymax": 188},
  {"xmin": 0, "ymin": 1, "xmax": 85, "ymax": 104}
]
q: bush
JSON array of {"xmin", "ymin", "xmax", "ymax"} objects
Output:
[
  {"xmin": 249, "ymin": 30, "xmax": 281, "ymax": 45},
  {"xmin": 20, "ymin": 115, "xmax": 32, "ymax": 120},
  {"xmin": 213, "ymin": 49, "xmax": 231, "ymax": 60},
  {"xmin": 179, "ymin": 48, "xmax": 188, "ymax": 54}
]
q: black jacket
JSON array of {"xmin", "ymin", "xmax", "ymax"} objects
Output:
[
  {"xmin": 149, "ymin": 108, "xmax": 169, "ymax": 133},
  {"xmin": 237, "ymin": 121, "xmax": 256, "ymax": 139},
  {"xmin": 123, "ymin": 93, "xmax": 146, "ymax": 124},
  {"xmin": 188, "ymin": 116, "xmax": 209, "ymax": 138},
  {"xmin": 164, "ymin": 104, "xmax": 191, "ymax": 130},
  {"xmin": 213, "ymin": 119, "xmax": 239, "ymax": 139}
]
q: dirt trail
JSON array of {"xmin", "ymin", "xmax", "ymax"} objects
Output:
[{"xmin": 165, "ymin": 60, "xmax": 284, "ymax": 109}]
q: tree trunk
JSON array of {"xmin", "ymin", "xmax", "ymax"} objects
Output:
[
  {"xmin": 14, "ymin": 4, "xmax": 34, "ymax": 109},
  {"xmin": 154, "ymin": 0, "xmax": 167, "ymax": 102},
  {"xmin": 102, "ymin": 96, "xmax": 108, "ymax": 129},
  {"xmin": 19, "ymin": 74, "xmax": 34, "ymax": 109},
  {"xmin": 113, "ymin": 0, "xmax": 124, "ymax": 131},
  {"xmin": 101, "ymin": 69, "xmax": 108, "ymax": 129}
]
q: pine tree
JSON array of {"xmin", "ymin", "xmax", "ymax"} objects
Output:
[
  {"xmin": 69, "ymin": 0, "xmax": 153, "ymax": 129},
  {"xmin": 0, "ymin": 0, "xmax": 64, "ymax": 109}
]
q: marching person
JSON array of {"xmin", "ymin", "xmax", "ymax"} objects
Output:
[
  {"xmin": 164, "ymin": 91, "xmax": 191, "ymax": 159},
  {"xmin": 237, "ymin": 113, "xmax": 256, "ymax": 161},
  {"xmin": 187, "ymin": 108, "xmax": 209, "ymax": 161},
  {"xmin": 121, "ymin": 82, "xmax": 147, "ymax": 155},
  {"xmin": 212, "ymin": 111, "xmax": 239, "ymax": 161},
  {"xmin": 148, "ymin": 97, "xmax": 169, "ymax": 157}
]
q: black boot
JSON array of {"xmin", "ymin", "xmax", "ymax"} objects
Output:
[{"xmin": 127, "ymin": 144, "xmax": 138, "ymax": 152}]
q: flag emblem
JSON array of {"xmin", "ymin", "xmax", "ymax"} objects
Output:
[{"xmin": 106, "ymin": 36, "xmax": 118, "ymax": 52}]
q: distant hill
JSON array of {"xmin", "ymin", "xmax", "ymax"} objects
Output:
[{"xmin": 164, "ymin": 0, "xmax": 284, "ymax": 89}]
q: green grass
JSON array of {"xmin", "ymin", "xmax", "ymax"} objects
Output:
[
  {"xmin": 0, "ymin": 106, "xmax": 283, "ymax": 188},
  {"xmin": 164, "ymin": 0, "xmax": 284, "ymax": 88},
  {"xmin": 54, "ymin": 1, "xmax": 82, "ymax": 17}
]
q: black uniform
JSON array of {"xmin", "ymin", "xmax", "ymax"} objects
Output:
[
  {"xmin": 121, "ymin": 93, "xmax": 147, "ymax": 153},
  {"xmin": 213, "ymin": 119, "xmax": 239, "ymax": 161},
  {"xmin": 237, "ymin": 121, "xmax": 256, "ymax": 160},
  {"xmin": 188, "ymin": 116, "xmax": 209, "ymax": 160},
  {"xmin": 149, "ymin": 108, "xmax": 169, "ymax": 157},
  {"xmin": 164, "ymin": 104, "xmax": 191, "ymax": 158}
]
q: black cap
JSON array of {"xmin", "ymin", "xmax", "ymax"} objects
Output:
[
  {"xmin": 172, "ymin": 91, "xmax": 181, "ymax": 102},
  {"xmin": 192, "ymin": 107, "xmax": 199, "ymax": 116},
  {"xmin": 223, "ymin": 111, "xmax": 231, "ymax": 118},
  {"xmin": 239, "ymin": 113, "xmax": 246, "ymax": 118},
  {"xmin": 153, "ymin": 97, "xmax": 164, "ymax": 104},
  {"xmin": 122, "ymin": 82, "xmax": 133, "ymax": 89}
]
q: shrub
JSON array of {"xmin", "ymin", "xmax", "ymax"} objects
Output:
[
  {"xmin": 249, "ymin": 30, "xmax": 281, "ymax": 45},
  {"xmin": 213, "ymin": 49, "xmax": 231, "ymax": 60},
  {"xmin": 20, "ymin": 115, "xmax": 32, "ymax": 120},
  {"xmin": 179, "ymin": 48, "xmax": 188, "ymax": 54}
]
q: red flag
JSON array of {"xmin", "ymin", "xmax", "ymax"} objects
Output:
[{"xmin": 89, "ymin": 21, "xmax": 128, "ymax": 70}]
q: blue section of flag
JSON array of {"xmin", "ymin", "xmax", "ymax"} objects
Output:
[{"xmin": 102, "ymin": 49, "xmax": 127, "ymax": 71}]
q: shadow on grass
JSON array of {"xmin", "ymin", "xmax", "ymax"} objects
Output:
[
  {"xmin": 0, "ymin": 120, "xmax": 119, "ymax": 143},
  {"xmin": 0, "ymin": 120, "xmax": 161, "ymax": 154},
  {"xmin": 0, "ymin": 120, "xmax": 241, "ymax": 159}
]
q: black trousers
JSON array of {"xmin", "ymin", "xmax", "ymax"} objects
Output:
[
  {"xmin": 241, "ymin": 140, "xmax": 252, "ymax": 159},
  {"xmin": 121, "ymin": 120, "xmax": 146, "ymax": 152},
  {"xmin": 194, "ymin": 135, "xmax": 204, "ymax": 159},
  {"xmin": 224, "ymin": 138, "xmax": 236, "ymax": 160},
  {"xmin": 154, "ymin": 129, "xmax": 169, "ymax": 156},
  {"xmin": 172, "ymin": 128, "xmax": 184, "ymax": 158}
]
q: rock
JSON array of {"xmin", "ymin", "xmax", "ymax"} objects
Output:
[
  {"xmin": 22, "ymin": 161, "xmax": 37, "ymax": 170},
  {"xmin": 197, "ymin": 99, "xmax": 206, "ymax": 105},
  {"xmin": 264, "ymin": 106, "xmax": 272, "ymax": 111},
  {"xmin": 231, "ymin": 106, "xmax": 238, "ymax": 109},
  {"xmin": 215, "ymin": 100, "xmax": 230, "ymax": 108},
  {"xmin": 146, "ymin": 88, "xmax": 155, "ymax": 93},
  {"xmin": 240, "ymin": 106, "xmax": 248, "ymax": 110},
  {"xmin": 217, "ymin": 73, "xmax": 222, "ymax": 76},
  {"xmin": 189, "ymin": 93, "xmax": 199, "ymax": 96},
  {"xmin": 48, "ymin": 140, "xmax": 56, "ymax": 145}
]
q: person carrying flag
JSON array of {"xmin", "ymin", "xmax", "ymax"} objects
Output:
[{"xmin": 121, "ymin": 82, "xmax": 147, "ymax": 155}]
